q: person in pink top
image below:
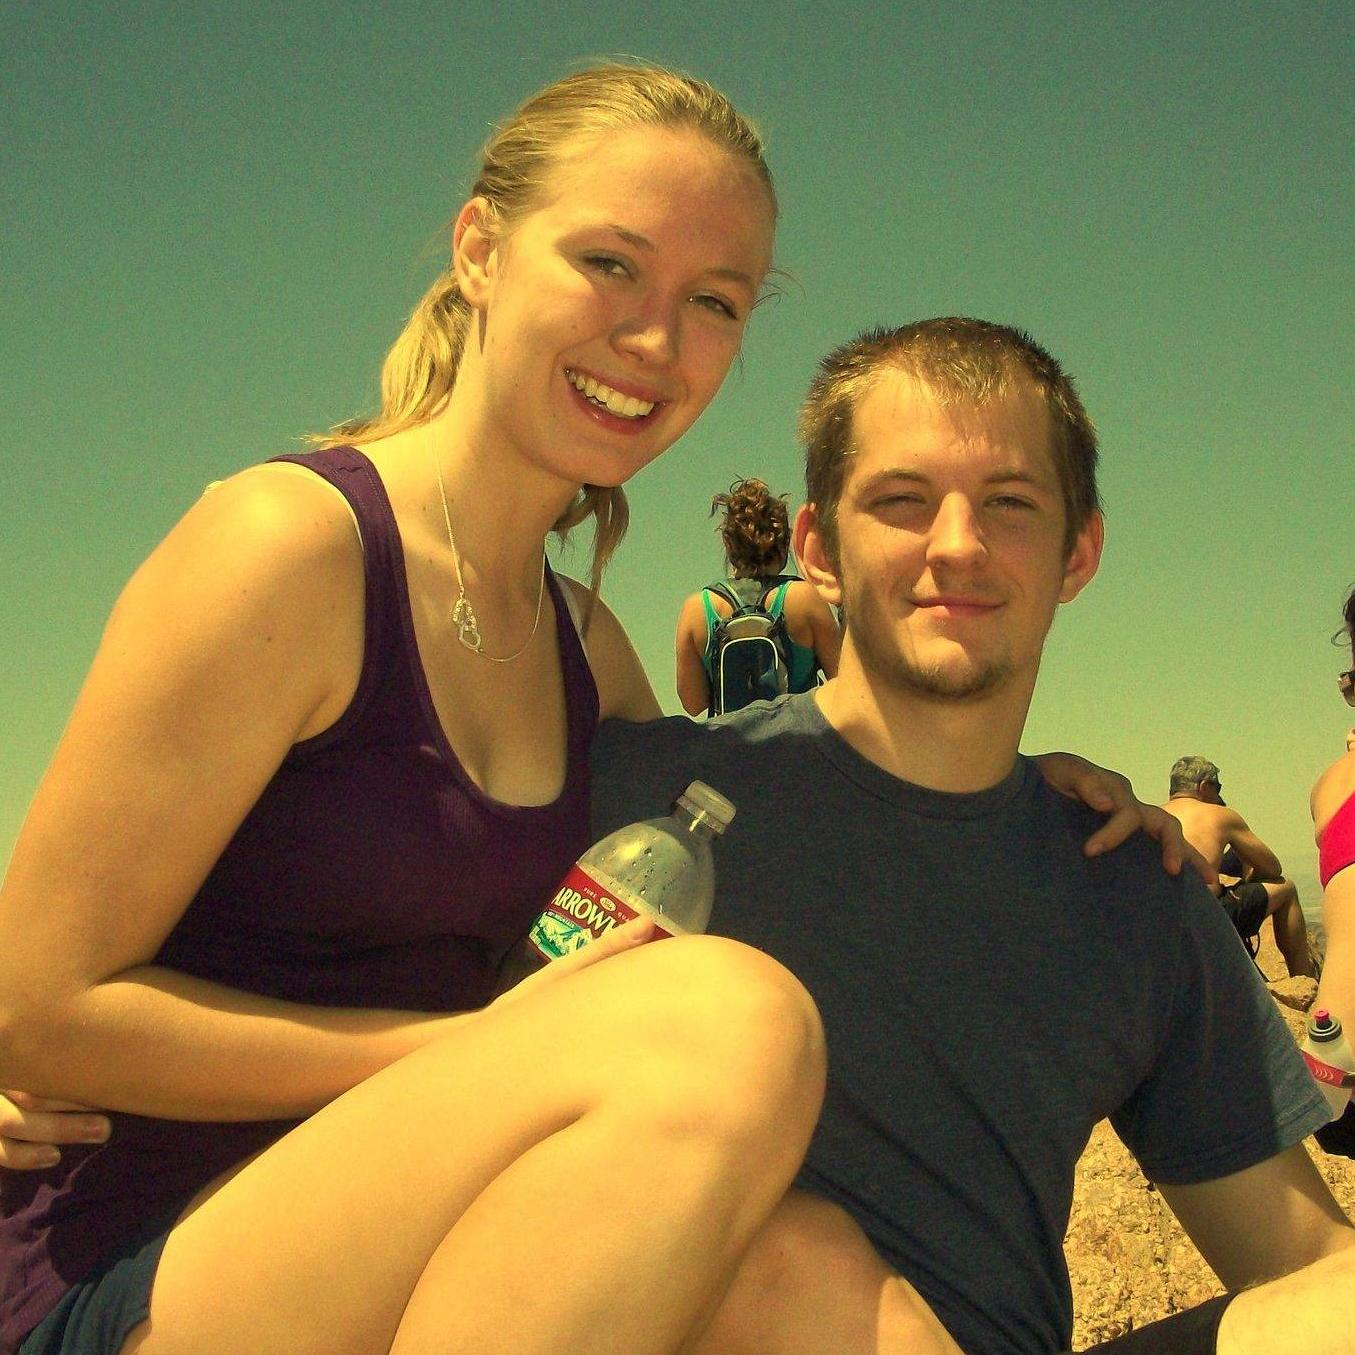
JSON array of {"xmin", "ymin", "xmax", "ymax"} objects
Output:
[{"xmin": 1312, "ymin": 587, "xmax": 1355, "ymax": 1157}]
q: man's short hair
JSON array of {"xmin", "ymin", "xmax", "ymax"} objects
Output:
[
  {"xmin": 1170, "ymin": 755, "xmax": 1221, "ymax": 796},
  {"xmin": 799, "ymin": 317, "xmax": 1102, "ymax": 563}
]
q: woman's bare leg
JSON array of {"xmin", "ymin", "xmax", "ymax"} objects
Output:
[
  {"xmin": 119, "ymin": 936, "xmax": 824, "ymax": 1355},
  {"xmin": 689, "ymin": 1190, "xmax": 963, "ymax": 1355}
]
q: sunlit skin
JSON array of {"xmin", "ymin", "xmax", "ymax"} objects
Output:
[
  {"xmin": 350, "ymin": 125, "xmax": 778, "ymax": 665},
  {"xmin": 0, "ymin": 115, "xmax": 808, "ymax": 1355},
  {"xmin": 444, "ymin": 124, "xmax": 775, "ymax": 507},
  {"xmin": 796, "ymin": 371, "xmax": 1104, "ymax": 792}
]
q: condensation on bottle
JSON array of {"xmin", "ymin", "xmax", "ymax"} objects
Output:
[
  {"xmin": 1301, "ymin": 1008, "xmax": 1355, "ymax": 1122},
  {"xmin": 494, "ymin": 781, "xmax": 736, "ymax": 993}
]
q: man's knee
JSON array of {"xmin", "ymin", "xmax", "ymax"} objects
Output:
[{"xmin": 1265, "ymin": 879, "xmax": 1298, "ymax": 914}]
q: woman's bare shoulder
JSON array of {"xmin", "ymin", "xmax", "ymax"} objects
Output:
[
  {"xmin": 1312, "ymin": 748, "xmax": 1355, "ymax": 829},
  {"xmin": 556, "ymin": 575, "xmax": 661, "ymax": 723}
]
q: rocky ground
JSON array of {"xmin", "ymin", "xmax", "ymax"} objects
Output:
[{"xmin": 1065, "ymin": 928, "xmax": 1355, "ymax": 1348}]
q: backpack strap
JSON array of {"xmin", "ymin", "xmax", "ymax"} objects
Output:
[
  {"xmin": 700, "ymin": 587, "xmax": 725, "ymax": 637},
  {"xmin": 709, "ymin": 581, "xmax": 745, "ymax": 612},
  {"xmin": 761, "ymin": 580, "xmax": 793, "ymax": 620}
]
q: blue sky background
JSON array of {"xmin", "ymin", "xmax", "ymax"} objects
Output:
[{"xmin": 3, "ymin": 1, "xmax": 1351, "ymax": 915}]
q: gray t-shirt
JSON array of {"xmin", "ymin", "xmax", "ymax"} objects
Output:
[{"xmin": 590, "ymin": 694, "xmax": 1329, "ymax": 1355}]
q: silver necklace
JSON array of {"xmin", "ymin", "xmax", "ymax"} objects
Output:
[{"xmin": 428, "ymin": 431, "xmax": 546, "ymax": 663}]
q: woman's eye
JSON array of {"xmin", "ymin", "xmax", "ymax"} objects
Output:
[
  {"xmin": 584, "ymin": 254, "xmax": 629, "ymax": 279},
  {"xmin": 693, "ymin": 293, "xmax": 738, "ymax": 320}
]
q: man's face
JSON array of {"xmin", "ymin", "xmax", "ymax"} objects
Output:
[
  {"xmin": 1198, "ymin": 778, "xmax": 1224, "ymax": 805},
  {"xmin": 799, "ymin": 371, "xmax": 1102, "ymax": 704}
]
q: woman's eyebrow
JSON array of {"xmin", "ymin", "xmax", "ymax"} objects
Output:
[{"xmin": 604, "ymin": 225, "xmax": 756, "ymax": 288}]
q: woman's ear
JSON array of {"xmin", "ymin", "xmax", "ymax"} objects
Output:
[
  {"xmin": 793, "ymin": 504, "xmax": 843, "ymax": 607},
  {"xmin": 453, "ymin": 196, "xmax": 498, "ymax": 309}
]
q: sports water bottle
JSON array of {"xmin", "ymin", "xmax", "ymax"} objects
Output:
[
  {"xmin": 495, "ymin": 781, "xmax": 736, "ymax": 993},
  {"xmin": 1301, "ymin": 1009, "xmax": 1355, "ymax": 1121}
]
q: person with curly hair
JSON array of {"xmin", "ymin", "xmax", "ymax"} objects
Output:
[{"xmin": 675, "ymin": 476, "xmax": 841, "ymax": 715}]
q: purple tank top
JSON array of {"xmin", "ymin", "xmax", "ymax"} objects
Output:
[{"xmin": 0, "ymin": 447, "xmax": 599, "ymax": 1346}]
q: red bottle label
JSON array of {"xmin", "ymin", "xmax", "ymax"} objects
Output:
[
  {"xmin": 526, "ymin": 863, "xmax": 675, "ymax": 962},
  {"xmin": 1302, "ymin": 1049, "xmax": 1355, "ymax": 1088}
]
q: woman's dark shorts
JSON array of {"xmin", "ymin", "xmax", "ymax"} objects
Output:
[{"xmin": 18, "ymin": 1218, "xmax": 172, "ymax": 1355}]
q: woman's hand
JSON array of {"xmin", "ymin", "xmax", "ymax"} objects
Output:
[
  {"xmin": 491, "ymin": 915, "xmax": 657, "ymax": 1010},
  {"xmin": 0, "ymin": 1090, "xmax": 109, "ymax": 1170},
  {"xmin": 1033, "ymin": 751, "xmax": 1216, "ymax": 885}
]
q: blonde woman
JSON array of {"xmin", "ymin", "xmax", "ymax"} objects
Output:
[{"xmin": 0, "ymin": 65, "xmax": 825, "ymax": 1355}]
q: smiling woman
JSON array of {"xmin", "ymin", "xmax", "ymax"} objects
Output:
[{"xmin": 0, "ymin": 63, "xmax": 825, "ymax": 1355}]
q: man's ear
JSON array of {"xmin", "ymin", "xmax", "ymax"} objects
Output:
[
  {"xmin": 1059, "ymin": 509, "xmax": 1104, "ymax": 604},
  {"xmin": 452, "ymin": 196, "xmax": 499, "ymax": 309},
  {"xmin": 793, "ymin": 504, "xmax": 843, "ymax": 608}
]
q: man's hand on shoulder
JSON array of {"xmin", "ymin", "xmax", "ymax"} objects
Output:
[{"xmin": 1033, "ymin": 752, "xmax": 1216, "ymax": 887}]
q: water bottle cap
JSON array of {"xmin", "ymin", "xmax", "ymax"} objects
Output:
[
  {"xmin": 1311, "ymin": 1009, "xmax": 1342, "ymax": 1040},
  {"xmin": 675, "ymin": 781, "xmax": 736, "ymax": 835}
]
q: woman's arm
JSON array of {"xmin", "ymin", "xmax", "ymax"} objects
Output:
[
  {"xmin": 558, "ymin": 577, "xmax": 663, "ymax": 722},
  {"xmin": 675, "ymin": 593, "xmax": 713, "ymax": 717},
  {"xmin": 0, "ymin": 468, "xmax": 462, "ymax": 1122},
  {"xmin": 783, "ymin": 581, "xmax": 841, "ymax": 680}
]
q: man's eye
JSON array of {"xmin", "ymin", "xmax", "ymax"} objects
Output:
[{"xmin": 991, "ymin": 495, "xmax": 1037, "ymax": 511}]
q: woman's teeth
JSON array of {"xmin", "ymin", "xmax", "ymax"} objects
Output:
[{"xmin": 568, "ymin": 370, "xmax": 655, "ymax": 419}]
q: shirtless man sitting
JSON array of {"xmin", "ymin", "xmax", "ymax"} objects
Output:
[{"xmin": 1163, "ymin": 755, "xmax": 1317, "ymax": 978}]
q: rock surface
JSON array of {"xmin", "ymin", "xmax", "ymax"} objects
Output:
[{"xmin": 1066, "ymin": 927, "xmax": 1354, "ymax": 1348}]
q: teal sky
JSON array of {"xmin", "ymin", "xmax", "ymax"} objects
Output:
[{"xmin": 4, "ymin": 2, "xmax": 1351, "ymax": 914}]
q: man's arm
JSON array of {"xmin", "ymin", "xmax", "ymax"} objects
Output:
[
  {"xmin": 1223, "ymin": 811, "xmax": 1285, "ymax": 883},
  {"xmin": 1158, "ymin": 1144, "xmax": 1354, "ymax": 1290},
  {"xmin": 1162, "ymin": 1148, "xmax": 1355, "ymax": 1355}
]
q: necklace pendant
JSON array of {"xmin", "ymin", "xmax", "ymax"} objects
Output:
[{"xmin": 451, "ymin": 597, "xmax": 483, "ymax": 654}]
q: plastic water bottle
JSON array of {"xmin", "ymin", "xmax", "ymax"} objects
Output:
[
  {"xmin": 495, "ymin": 781, "xmax": 736, "ymax": 992},
  {"xmin": 1301, "ymin": 1009, "xmax": 1355, "ymax": 1121}
]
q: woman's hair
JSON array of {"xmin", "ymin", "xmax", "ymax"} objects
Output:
[
  {"xmin": 711, "ymin": 477, "xmax": 790, "ymax": 577},
  {"xmin": 1344, "ymin": 586, "xmax": 1355, "ymax": 660},
  {"xmin": 321, "ymin": 62, "xmax": 775, "ymax": 606}
]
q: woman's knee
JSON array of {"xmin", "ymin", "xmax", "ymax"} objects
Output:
[
  {"xmin": 660, "ymin": 936, "xmax": 823, "ymax": 1085},
  {"xmin": 607, "ymin": 936, "xmax": 826, "ymax": 1153}
]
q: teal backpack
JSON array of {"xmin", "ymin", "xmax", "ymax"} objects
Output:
[{"xmin": 702, "ymin": 577, "xmax": 795, "ymax": 716}]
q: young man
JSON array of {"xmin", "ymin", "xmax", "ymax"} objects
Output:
[
  {"xmin": 592, "ymin": 319, "xmax": 1353, "ymax": 1354},
  {"xmin": 1162, "ymin": 754, "xmax": 1317, "ymax": 977}
]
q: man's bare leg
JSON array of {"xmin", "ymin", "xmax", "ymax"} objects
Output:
[
  {"xmin": 1216, "ymin": 1240, "xmax": 1355, "ymax": 1353},
  {"xmin": 688, "ymin": 1189, "xmax": 962, "ymax": 1355},
  {"xmin": 1265, "ymin": 880, "xmax": 1319, "ymax": 978}
]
